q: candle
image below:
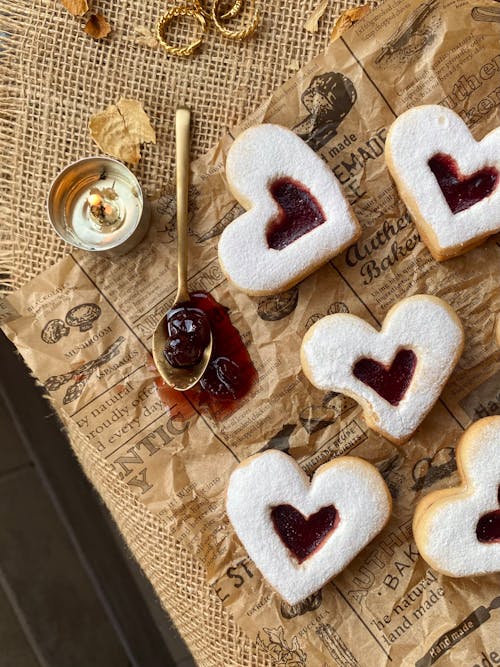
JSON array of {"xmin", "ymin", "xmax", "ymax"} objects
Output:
[
  {"xmin": 87, "ymin": 189, "xmax": 120, "ymax": 227},
  {"xmin": 47, "ymin": 157, "xmax": 150, "ymax": 253}
]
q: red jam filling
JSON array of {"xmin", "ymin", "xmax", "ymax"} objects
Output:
[
  {"xmin": 266, "ymin": 178, "xmax": 326, "ymax": 250},
  {"xmin": 427, "ymin": 153, "xmax": 499, "ymax": 215},
  {"xmin": 163, "ymin": 304, "xmax": 211, "ymax": 368},
  {"xmin": 353, "ymin": 349, "xmax": 417, "ymax": 406},
  {"xmin": 270, "ymin": 504, "xmax": 339, "ymax": 564},
  {"xmin": 476, "ymin": 486, "xmax": 500, "ymax": 544}
]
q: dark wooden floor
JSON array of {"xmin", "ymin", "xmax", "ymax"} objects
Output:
[{"xmin": 0, "ymin": 332, "xmax": 196, "ymax": 667}]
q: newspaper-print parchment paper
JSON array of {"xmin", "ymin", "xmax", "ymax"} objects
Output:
[{"xmin": 2, "ymin": 0, "xmax": 500, "ymax": 664}]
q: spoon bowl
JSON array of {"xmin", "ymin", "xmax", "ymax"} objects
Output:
[{"xmin": 152, "ymin": 107, "xmax": 213, "ymax": 390}]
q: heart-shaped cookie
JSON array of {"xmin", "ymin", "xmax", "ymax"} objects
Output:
[
  {"xmin": 226, "ymin": 450, "xmax": 391, "ymax": 605},
  {"xmin": 300, "ymin": 295, "xmax": 464, "ymax": 444},
  {"xmin": 385, "ymin": 105, "xmax": 500, "ymax": 261},
  {"xmin": 413, "ymin": 416, "xmax": 500, "ymax": 577},
  {"xmin": 218, "ymin": 124, "xmax": 361, "ymax": 295}
]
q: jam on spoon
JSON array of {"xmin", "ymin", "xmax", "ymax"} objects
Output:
[
  {"xmin": 353, "ymin": 349, "xmax": 417, "ymax": 406},
  {"xmin": 155, "ymin": 291, "xmax": 258, "ymax": 420},
  {"xmin": 427, "ymin": 153, "xmax": 499, "ymax": 215},
  {"xmin": 266, "ymin": 178, "xmax": 326, "ymax": 250},
  {"xmin": 163, "ymin": 303, "xmax": 211, "ymax": 369},
  {"xmin": 271, "ymin": 504, "xmax": 339, "ymax": 563}
]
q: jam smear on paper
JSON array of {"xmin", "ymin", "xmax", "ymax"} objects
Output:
[
  {"xmin": 353, "ymin": 349, "xmax": 417, "ymax": 406},
  {"xmin": 271, "ymin": 504, "xmax": 339, "ymax": 563},
  {"xmin": 476, "ymin": 486, "xmax": 500, "ymax": 543},
  {"xmin": 428, "ymin": 153, "xmax": 499, "ymax": 215},
  {"xmin": 267, "ymin": 178, "xmax": 326, "ymax": 250}
]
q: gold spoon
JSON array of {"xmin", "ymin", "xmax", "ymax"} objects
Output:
[{"xmin": 152, "ymin": 107, "xmax": 213, "ymax": 390}]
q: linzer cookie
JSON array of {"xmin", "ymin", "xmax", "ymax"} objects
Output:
[
  {"xmin": 300, "ymin": 295, "xmax": 464, "ymax": 444},
  {"xmin": 226, "ymin": 450, "xmax": 391, "ymax": 605},
  {"xmin": 414, "ymin": 417, "xmax": 500, "ymax": 577},
  {"xmin": 218, "ymin": 124, "xmax": 361, "ymax": 295},
  {"xmin": 385, "ymin": 105, "xmax": 500, "ymax": 261}
]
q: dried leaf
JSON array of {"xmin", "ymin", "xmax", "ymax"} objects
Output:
[
  {"xmin": 304, "ymin": 0, "xmax": 329, "ymax": 33},
  {"xmin": 134, "ymin": 26, "xmax": 159, "ymax": 48},
  {"xmin": 60, "ymin": 0, "xmax": 89, "ymax": 16},
  {"xmin": 89, "ymin": 98, "xmax": 156, "ymax": 164},
  {"xmin": 84, "ymin": 13, "xmax": 112, "ymax": 39},
  {"xmin": 330, "ymin": 5, "xmax": 370, "ymax": 42}
]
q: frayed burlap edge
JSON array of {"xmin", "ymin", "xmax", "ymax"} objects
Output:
[{"xmin": 0, "ymin": 4, "xmax": 29, "ymax": 292}]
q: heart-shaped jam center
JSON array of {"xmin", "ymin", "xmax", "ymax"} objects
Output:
[
  {"xmin": 428, "ymin": 153, "xmax": 499, "ymax": 215},
  {"xmin": 353, "ymin": 348, "xmax": 417, "ymax": 406},
  {"xmin": 476, "ymin": 486, "xmax": 500, "ymax": 544},
  {"xmin": 266, "ymin": 178, "xmax": 326, "ymax": 250},
  {"xmin": 271, "ymin": 504, "xmax": 339, "ymax": 563}
]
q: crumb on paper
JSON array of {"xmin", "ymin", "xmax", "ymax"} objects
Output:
[
  {"xmin": 288, "ymin": 59, "xmax": 300, "ymax": 71},
  {"xmin": 330, "ymin": 5, "xmax": 370, "ymax": 41},
  {"xmin": 84, "ymin": 13, "xmax": 112, "ymax": 39},
  {"xmin": 304, "ymin": 0, "xmax": 329, "ymax": 33},
  {"xmin": 89, "ymin": 98, "xmax": 156, "ymax": 164},
  {"xmin": 134, "ymin": 26, "xmax": 159, "ymax": 48},
  {"xmin": 60, "ymin": 0, "xmax": 89, "ymax": 16}
]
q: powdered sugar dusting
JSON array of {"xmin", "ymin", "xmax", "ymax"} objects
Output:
[
  {"xmin": 385, "ymin": 105, "xmax": 500, "ymax": 259},
  {"xmin": 300, "ymin": 295, "xmax": 464, "ymax": 443},
  {"xmin": 414, "ymin": 417, "xmax": 500, "ymax": 576},
  {"xmin": 218, "ymin": 124, "xmax": 361, "ymax": 295},
  {"xmin": 226, "ymin": 450, "xmax": 391, "ymax": 605}
]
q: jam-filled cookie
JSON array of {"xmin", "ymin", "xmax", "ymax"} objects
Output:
[
  {"xmin": 414, "ymin": 417, "xmax": 500, "ymax": 577},
  {"xmin": 385, "ymin": 105, "xmax": 500, "ymax": 261},
  {"xmin": 218, "ymin": 124, "xmax": 361, "ymax": 295},
  {"xmin": 300, "ymin": 295, "xmax": 464, "ymax": 444},
  {"xmin": 226, "ymin": 449, "xmax": 391, "ymax": 605}
]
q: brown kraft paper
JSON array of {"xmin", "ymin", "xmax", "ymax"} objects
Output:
[{"xmin": 2, "ymin": 0, "xmax": 500, "ymax": 664}]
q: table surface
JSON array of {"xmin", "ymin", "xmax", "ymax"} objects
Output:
[{"xmin": 0, "ymin": 331, "xmax": 195, "ymax": 667}]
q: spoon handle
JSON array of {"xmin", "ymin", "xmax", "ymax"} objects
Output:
[{"xmin": 175, "ymin": 107, "xmax": 191, "ymax": 303}]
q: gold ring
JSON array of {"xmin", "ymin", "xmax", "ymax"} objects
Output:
[
  {"xmin": 193, "ymin": 0, "xmax": 243, "ymax": 21},
  {"xmin": 156, "ymin": 6, "xmax": 206, "ymax": 57},
  {"xmin": 211, "ymin": 0, "xmax": 260, "ymax": 40}
]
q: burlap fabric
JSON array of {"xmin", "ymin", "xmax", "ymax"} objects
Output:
[{"xmin": 0, "ymin": 1, "xmax": 362, "ymax": 664}]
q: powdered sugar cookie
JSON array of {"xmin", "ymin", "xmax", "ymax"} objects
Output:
[
  {"xmin": 414, "ymin": 417, "xmax": 500, "ymax": 577},
  {"xmin": 218, "ymin": 124, "xmax": 361, "ymax": 295},
  {"xmin": 300, "ymin": 295, "xmax": 464, "ymax": 444},
  {"xmin": 226, "ymin": 449, "xmax": 391, "ymax": 605},
  {"xmin": 385, "ymin": 105, "xmax": 500, "ymax": 261}
]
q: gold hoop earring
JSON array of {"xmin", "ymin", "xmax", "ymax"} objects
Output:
[
  {"xmin": 211, "ymin": 0, "xmax": 260, "ymax": 40},
  {"xmin": 193, "ymin": 0, "xmax": 243, "ymax": 21},
  {"xmin": 156, "ymin": 6, "xmax": 206, "ymax": 57}
]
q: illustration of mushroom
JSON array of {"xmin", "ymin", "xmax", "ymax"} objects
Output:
[
  {"xmin": 41, "ymin": 319, "xmax": 71, "ymax": 344},
  {"xmin": 44, "ymin": 336, "xmax": 125, "ymax": 404},
  {"xmin": 65, "ymin": 303, "xmax": 102, "ymax": 332}
]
